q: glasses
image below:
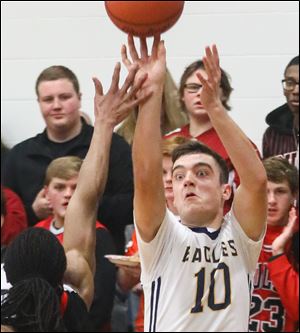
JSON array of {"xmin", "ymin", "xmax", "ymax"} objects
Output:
[
  {"xmin": 282, "ymin": 79, "xmax": 299, "ymax": 91},
  {"xmin": 184, "ymin": 83, "xmax": 203, "ymax": 93}
]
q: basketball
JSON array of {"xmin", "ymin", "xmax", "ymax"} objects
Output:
[{"xmin": 104, "ymin": 1, "xmax": 185, "ymax": 37}]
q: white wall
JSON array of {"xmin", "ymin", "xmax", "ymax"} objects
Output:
[{"xmin": 1, "ymin": 1, "xmax": 299, "ymax": 152}]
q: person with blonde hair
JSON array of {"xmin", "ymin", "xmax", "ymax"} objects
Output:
[
  {"xmin": 117, "ymin": 69, "xmax": 187, "ymax": 145},
  {"xmin": 34, "ymin": 155, "xmax": 117, "ymax": 331}
]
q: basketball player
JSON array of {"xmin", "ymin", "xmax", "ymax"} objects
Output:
[{"xmin": 122, "ymin": 35, "xmax": 267, "ymax": 332}]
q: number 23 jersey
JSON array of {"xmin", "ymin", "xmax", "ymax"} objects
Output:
[{"xmin": 135, "ymin": 209, "xmax": 264, "ymax": 332}]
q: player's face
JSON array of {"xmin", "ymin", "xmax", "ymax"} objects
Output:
[
  {"xmin": 38, "ymin": 79, "xmax": 81, "ymax": 132},
  {"xmin": 45, "ymin": 175, "xmax": 78, "ymax": 222},
  {"xmin": 172, "ymin": 153, "xmax": 229, "ymax": 227},
  {"xmin": 267, "ymin": 181, "xmax": 294, "ymax": 226}
]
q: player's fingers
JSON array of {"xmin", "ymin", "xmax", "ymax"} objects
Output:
[
  {"xmin": 92, "ymin": 77, "xmax": 104, "ymax": 96},
  {"xmin": 119, "ymin": 64, "xmax": 139, "ymax": 95},
  {"xmin": 109, "ymin": 62, "xmax": 121, "ymax": 92},
  {"xmin": 140, "ymin": 37, "xmax": 148, "ymax": 59},
  {"xmin": 121, "ymin": 44, "xmax": 133, "ymax": 69},
  {"xmin": 128, "ymin": 34, "xmax": 139, "ymax": 61}
]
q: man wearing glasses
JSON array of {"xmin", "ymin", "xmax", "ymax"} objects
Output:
[{"xmin": 262, "ymin": 56, "xmax": 299, "ymax": 168}]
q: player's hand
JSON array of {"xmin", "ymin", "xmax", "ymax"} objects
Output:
[
  {"xmin": 92, "ymin": 62, "xmax": 152, "ymax": 129},
  {"xmin": 121, "ymin": 34, "xmax": 166, "ymax": 91},
  {"xmin": 196, "ymin": 45, "xmax": 224, "ymax": 112}
]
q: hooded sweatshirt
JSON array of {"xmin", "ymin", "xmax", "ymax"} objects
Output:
[{"xmin": 262, "ymin": 103, "xmax": 298, "ymax": 166}]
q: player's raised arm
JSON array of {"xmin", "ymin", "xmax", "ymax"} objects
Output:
[
  {"xmin": 63, "ymin": 63, "xmax": 150, "ymax": 308},
  {"xmin": 122, "ymin": 35, "xmax": 167, "ymax": 242},
  {"xmin": 197, "ymin": 45, "xmax": 267, "ymax": 240}
]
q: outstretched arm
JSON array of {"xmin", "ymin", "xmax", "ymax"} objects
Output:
[
  {"xmin": 197, "ymin": 46, "xmax": 267, "ymax": 241},
  {"xmin": 122, "ymin": 35, "xmax": 167, "ymax": 242},
  {"xmin": 63, "ymin": 63, "xmax": 150, "ymax": 309}
]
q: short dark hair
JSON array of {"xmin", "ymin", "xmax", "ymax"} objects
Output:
[
  {"xmin": 35, "ymin": 65, "xmax": 80, "ymax": 97},
  {"xmin": 284, "ymin": 55, "xmax": 299, "ymax": 76},
  {"xmin": 263, "ymin": 157, "xmax": 299, "ymax": 195},
  {"xmin": 172, "ymin": 140, "xmax": 229, "ymax": 184},
  {"xmin": 179, "ymin": 60, "xmax": 233, "ymax": 111}
]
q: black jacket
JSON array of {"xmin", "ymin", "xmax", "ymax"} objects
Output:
[
  {"xmin": 3, "ymin": 121, "xmax": 134, "ymax": 253},
  {"xmin": 262, "ymin": 103, "xmax": 298, "ymax": 163},
  {"xmin": 265, "ymin": 103, "xmax": 294, "ymax": 135}
]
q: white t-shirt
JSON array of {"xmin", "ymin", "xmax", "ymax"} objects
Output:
[{"xmin": 135, "ymin": 209, "xmax": 264, "ymax": 332}]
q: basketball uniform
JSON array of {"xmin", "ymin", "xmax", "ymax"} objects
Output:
[{"xmin": 135, "ymin": 209, "xmax": 264, "ymax": 332}]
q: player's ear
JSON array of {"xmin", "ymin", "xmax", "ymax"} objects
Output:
[{"xmin": 222, "ymin": 183, "xmax": 231, "ymax": 201}]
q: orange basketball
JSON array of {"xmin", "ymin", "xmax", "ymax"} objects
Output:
[{"xmin": 105, "ymin": 1, "xmax": 185, "ymax": 37}]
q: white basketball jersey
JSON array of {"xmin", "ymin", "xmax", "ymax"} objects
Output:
[{"xmin": 135, "ymin": 209, "xmax": 264, "ymax": 332}]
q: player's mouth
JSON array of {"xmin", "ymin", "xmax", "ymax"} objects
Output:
[{"xmin": 185, "ymin": 192, "xmax": 197, "ymax": 200}]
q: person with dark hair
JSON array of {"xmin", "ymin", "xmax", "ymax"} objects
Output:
[
  {"xmin": 249, "ymin": 157, "xmax": 299, "ymax": 332},
  {"xmin": 1, "ymin": 62, "xmax": 151, "ymax": 332},
  {"xmin": 2, "ymin": 65, "xmax": 136, "ymax": 254},
  {"xmin": 2, "ymin": 228, "xmax": 70, "ymax": 332},
  {"xmin": 164, "ymin": 58, "xmax": 260, "ymax": 214},
  {"xmin": 262, "ymin": 55, "xmax": 299, "ymax": 167},
  {"xmin": 124, "ymin": 35, "xmax": 267, "ymax": 331}
]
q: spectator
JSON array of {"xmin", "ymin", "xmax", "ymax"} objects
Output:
[
  {"xmin": 250, "ymin": 157, "xmax": 299, "ymax": 332},
  {"xmin": 1, "ymin": 187, "xmax": 27, "ymax": 246},
  {"xmin": 35, "ymin": 156, "xmax": 116, "ymax": 332},
  {"xmin": 262, "ymin": 56, "xmax": 299, "ymax": 167},
  {"xmin": 2, "ymin": 65, "xmax": 135, "ymax": 254}
]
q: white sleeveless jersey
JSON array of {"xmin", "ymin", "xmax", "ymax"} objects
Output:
[{"xmin": 135, "ymin": 209, "xmax": 264, "ymax": 332}]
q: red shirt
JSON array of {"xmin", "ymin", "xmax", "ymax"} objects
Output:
[
  {"xmin": 250, "ymin": 225, "xmax": 299, "ymax": 332},
  {"xmin": 1, "ymin": 187, "xmax": 28, "ymax": 245},
  {"xmin": 35, "ymin": 216, "xmax": 106, "ymax": 244}
]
